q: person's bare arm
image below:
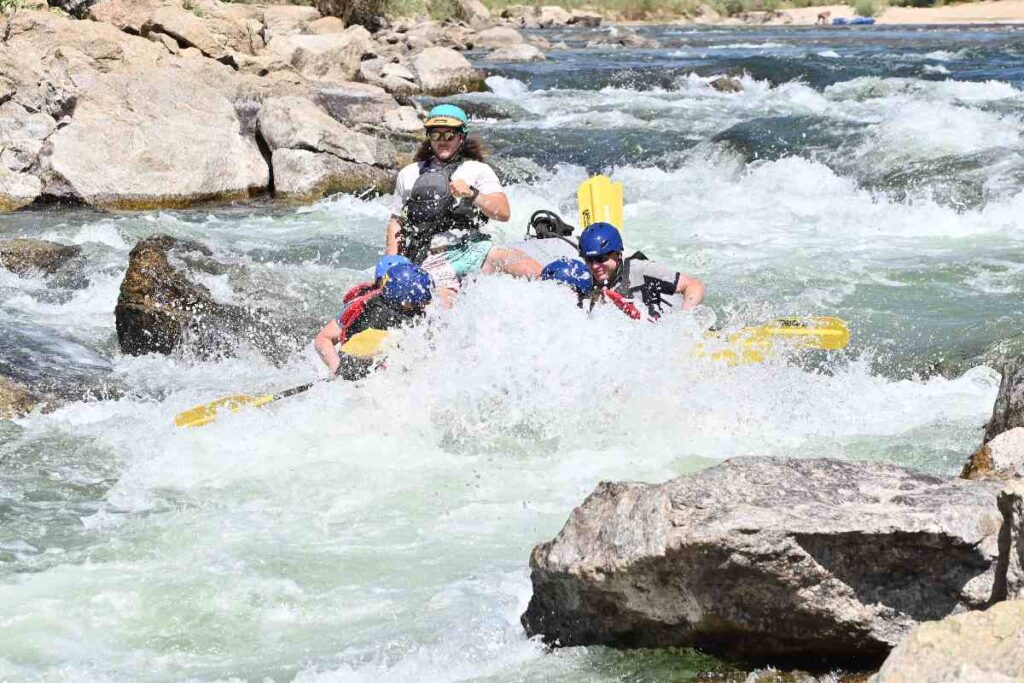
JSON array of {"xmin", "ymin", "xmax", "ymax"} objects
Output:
[
  {"xmin": 314, "ymin": 320, "xmax": 343, "ymax": 375},
  {"xmin": 385, "ymin": 217, "xmax": 402, "ymax": 255},
  {"xmin": 676, "ymin": 274, "xmax": 706, "ymax": 310},
  {"xmin": 450, "ymin": 179, "xmax": 510, "ymax": 222}
]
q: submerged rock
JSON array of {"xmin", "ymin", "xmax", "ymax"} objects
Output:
[
  {"xmin": 114, "ymin": 235, "xmax": 296, "ymax": 361},
  {"xmin": 522, "ymin": 457, "xmax": 1010, "ymax": 667},
  {"xmin": 0, "ymin": 376, "xmax": 42, "ymax": 419},
  {"xmin": 871, "ymin": 598, "xmax": 1024, "ymax": 682},
  {"xmin": 710, "ymin": 76, "xmax": 743, "ymax": 93},
  {"xmin": 0, "ymin": 239, "xmax": 81, "ymax": 275},
  {"xmin": 487, "ymin": 44, "xmax": 546, "ymax": 62}
]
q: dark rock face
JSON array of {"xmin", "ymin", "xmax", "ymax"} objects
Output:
[
  {"xmin": 522, "ymin": 457, "xmax": 1010, "ymax": 668},
  {"xmin": 984, "ymin": 361, "xmax": 1024, "ymax": 443},
  {"xmin": 114, "ymin": 235, "xmax": 300, "ymax": 361},
  {"xmin": 0, "ymin": 238, "xmax": 81, "ymax": 275}
]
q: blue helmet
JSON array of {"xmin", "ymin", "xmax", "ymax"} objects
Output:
[
  {"xmin": 579, "ymin": 222, "xmax": 624, "ymax": 258},
  {"xmin": 424, "ymin": 104, "xmax": 469, "ymax": 132},
  {"xmin": 382, "ymin": 263, "xmax": 432, "ymax": 306},
  {"xmin": 541, "ymin": 258, "xmax": 593, "ymax": 296},
  {"xmin": 374, "ymin": 254, "xmax": 412, "ymax": 280}
]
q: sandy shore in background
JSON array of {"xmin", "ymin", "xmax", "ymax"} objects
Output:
[{"xmin": 781, "ymin": 0, "xmax": 1024, "ymax": 25}]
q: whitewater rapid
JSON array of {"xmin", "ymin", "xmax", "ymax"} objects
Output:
[{"xmin": 3, "ymin": 23, "xmax": 1023, "ymax": 681}]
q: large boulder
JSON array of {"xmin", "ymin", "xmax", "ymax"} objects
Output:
[
  {"xmin": 408, "ymin": 47, "xmax": 485, "ymax": 96},
  {"xmin": 487, "ymin": 44, "xmax": 546, "ymax": 62},
  {"xmin": 358, "ymin": 57, "xmax": 420, "ymax": 99},
  {"xmin": 257, "ymin": 96, "xmax": 396, "ymax": 201},
  {"xmin": 315, "ymin": 82, "xmax": 421, "ymax": 134},
  {"xmin": 871, "ymin": 599, "xmax": 1024, "ymax": 682},
  {"xmin": 0, "ymin": 239, "xmax": 81, "ymax": 275},
  {"xmin": 567, "ymin": 9, "xmax": 602, "ymax": 26},
  {"xmin": 984, "ymin": 360, "xmax": 1024, "ymax": 443},
  {"xmin": 265, "ymin": 26, "xmax": 372, "ymax": 84},
  {"xmin": 522, "ymin": 457, "xmax": 1012, "ymax": 666},
  {"xmin": 269, "ymin": 149, "xmax": 393, "ymax": 203},
  {"xmin": 473, "ymin": 26, "xmax": 524, "ymax": 49},
  {"xmin": 36, "ymin": 66, "xmax": 269, "ymax": 210},
  {"xmin": 114, "ymin": 235, "xmax": 296, "ymax": 360},
  {"xmin": 142, "ymin": 5, "xmax": 254, "ymax": 59}
]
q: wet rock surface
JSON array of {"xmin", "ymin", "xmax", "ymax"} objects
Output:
[
  {"xmin": 984, "ymin": 360, "xmax": 1024, "ymax": 443},
  {"xmin": 522, "ymin": 457, "xmax": 1011, "ymax": 667},
  {"xmin": 0, "ymin": 238, "xmax": 82, "ymax": 276},
  {"xmin": 0, "ymin": 376, "xmax": 42, "ymax": 419},
  {"xmin": 114, "ymin": 235, "xmax": 306, "ymax": 361}
]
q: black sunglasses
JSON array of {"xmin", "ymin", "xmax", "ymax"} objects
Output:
[
  {"xmin": 584, "ymin": 253, "xmax": 612, "ymax": 264},
  {"xmin": 428, "ymin": 130, "xmax": 462, "ymax": 142}
]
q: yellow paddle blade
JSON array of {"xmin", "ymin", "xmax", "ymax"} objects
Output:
[
  {"xmin": 747, "ymin": 316, "xmax": 850, "ymax": 351},
  {"xmin": 578, "ymin": 175, "xmax": 623, "ymax": 230},
  {"xmin": 692, "ymin": 316, "xmax": 850, "ymax": 366},
  {"xmin": 340, "ymin": 328, "xmax": 389, "ymax": 358},
  {"xmin": 174, "ymin": 393, "xmax": 274, "ymax": 428}
]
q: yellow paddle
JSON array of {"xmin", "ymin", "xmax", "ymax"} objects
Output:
[
  {"xmin": 577, "ymin": 175, "xmax": 623, "ymax": 230},
  {"xmin": 173, "ymin": 328, "xmax": 390, "ymax": 428},
  {"xmin": 692, "ymin": 316, "xmax": 850, "ymax": 365}
]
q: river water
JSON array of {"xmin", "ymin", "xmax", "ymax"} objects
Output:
[{"xmin": 2, "ymin": 23, "xmax": 1023, "ymax": 681}]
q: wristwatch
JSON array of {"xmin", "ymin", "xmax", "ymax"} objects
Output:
[{"xmin": 468, "ymin": 185, "xmax": 480, "ymax": 203}]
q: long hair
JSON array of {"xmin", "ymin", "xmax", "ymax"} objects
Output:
[{"xmin": 414, "ymin": 135, "xmax": 489, "ymax": 163}]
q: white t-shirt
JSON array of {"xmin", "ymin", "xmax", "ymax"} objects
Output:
[{"xmin": 390, "ymin": 159, "xmax": 504, "ymax": 250}]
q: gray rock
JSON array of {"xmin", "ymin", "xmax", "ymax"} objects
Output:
[
  {"xmin": 257, "ymin": 96, "xmax": 396, "ymax": 201},
  {"xmin": 270, "ymin": 148, "xmax": 393, "ymax": 202},
  {"xmin": 256, "ymin": 5, "xmax": 320, "ymax": 39},
  {"xmin": 997, "ymin": 480, "xmax": 1024, "ymax": 600},
  {"xmin": 487, "ymin": 44, "xmax": 546, "ymax": 62},
  {"xmin": 315, "ymin": 82, "xmax": 420, "ymax": 134},
  {"xmin": 567, "ymin": 9, "xmax": 602, "ymax": 26},
  {"xmin": 453, "ymin": 0, "xmax": 490, "ymax": 26},
  {"xmin": 0, "ymin": 167, "xmax": 42, "ymax": 211},
  {"xmin": 871, "ymin": 599, "xmax": 1024, "ymax": 683},
  {"xmin": 409, "ymin": 46, "xmax": 485, "ymax": 96},
  {"xmin": 265, "ymin": 26, "xmax": 373, "ymax": 84},
  {"xmin": 0, "ymin": 376, "xmax": 42, "ymax": 420},
  {"xmin": 536, "ymin": 5, "xmax": 572, "ymax": 27},
  {"xmin": 306, "ymin": 16, "xmax": 346, "ymax": 34},
  {"xmin": 522, "ymin": 457, "xmax": 1009, "ymax": 666},
  {"xmin": 985, "ymin": 360, "xmax": 1024, "ymax": 443},
  {"xmin": 0, "ymin": 101, "xmax": 56, "ymax": 173},
  {"xmin": 963, "ymin": 427, "xmax": 1024, "ymax": 480},
  {"xmin": 710, "ymin": 76, "xmax": 744, "ymax": 93},
  {"xmin": 258, "ymin": 95, "xmax": 395, "ymax": 167},
  {"xmin": 473, "ymin": 26, "xmax": 524, "ymax": 48},
  {"xmin": 146, "ymin": 30, "xmax": 181, "ymax": 55},
  {"xmin": 0, "ymin": 239, "xmax": 82, "ymax": 275},
  {"xmin": 37, "ymin": 67, "xmax": 269, "ymax": 210}
]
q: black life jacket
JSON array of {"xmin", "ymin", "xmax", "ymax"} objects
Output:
[
  {"xmin": 399, "ymin": 159, "xmax": 489, "ymax": 264},
  {"xmin": 608, "ymin": 252, "xmax": 674, "ymax": 320}
]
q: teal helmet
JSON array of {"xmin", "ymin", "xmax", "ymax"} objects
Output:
[{"xmin": 424, "ymin": 104, "xmax": 469, "ymax": 132}]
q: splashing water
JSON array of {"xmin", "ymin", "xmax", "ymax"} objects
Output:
[{"xmin": 2, "ymin": 24, "xmax": 1022, "ymax": 681}]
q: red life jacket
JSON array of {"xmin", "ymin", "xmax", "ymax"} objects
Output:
[
  {"xmin": 338, "ymin": 290, "xmax": 381, "ymax": 346},
  {"xmin": 342, "ymin": 282, "xmax": 377, "ymax": 306}
]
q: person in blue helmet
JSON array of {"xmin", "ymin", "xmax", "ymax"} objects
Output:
[
  {"xmin": 579, "ymin": 222, "xmax": 705, "ymax": 320},
  {"xmin": 314, "ymin": 262, "xmax": 432, "ymax": 379},
  {"xmin": 340, "ymin": 254, "xmax": 413, "ymax": 308},
  {"xmin": 384, "ymin": 104, "xmax": 541, "ymax": 307},
  {"xmin": 541, "ymin": 257, "xmax": 593, "ymax": 306}
]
